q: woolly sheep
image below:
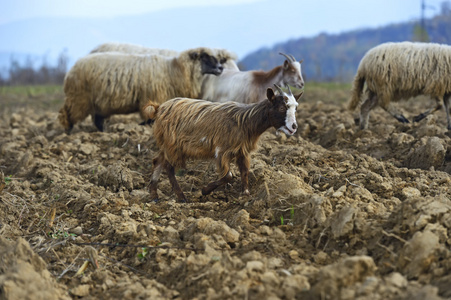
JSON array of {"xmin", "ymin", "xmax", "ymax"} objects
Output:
[
  {"xmin": 143, "ymin": 84, "xmax": 303, "ymax": 202},
  {"xmin": 58, "ymin": 47, "xmax": 230, "ymax": 132},
  {"xmin": 90, "ymin": 42, "xmax": 239, "ymax": 70},
  {"xmin": 349, "ymin": 42, "xmax": 451, "ymax": 130}
]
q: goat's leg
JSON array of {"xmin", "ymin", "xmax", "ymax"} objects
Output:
[
  {"xmin": 93, "ymin": 114, "xmax": 105, "ymax": 132},
  {"xmin": 149, "ymin": 153, "xmax": 165, "ymax": 202},
  {"xmin": 444, "ymin": 93, "xmax": 451, "ymax": 130},
  {"xmin": 202, "ymin": 156, "xmax": 233, "ymax": 195},
  {"xmin": 237, "ymin": 154, "xmax": 250, "ymax": 195},
  {"xmin": 359, "ymin": 94, "xmax": 378, "ymax": 129},
  {"xmin": 413, "ymin": 97, "xmax": 443, "ymax": 122},
  {"xmin": 164, "ymin": 161, "xmax": 187, "ymax": 203},
  {"xmin": 202, "ymin": 172, "xmax": 233, "ymax": 195}
]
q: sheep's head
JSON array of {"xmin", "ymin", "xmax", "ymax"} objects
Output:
[
  {"xmin": 189, "ymin": 50, "xmax": 224, "ymax": 76},
  {"xmin": 280, "ymin": 52, "xmax": 304, "ymax": 90},
  {"xmin": 267, "ymin": 84, "xmax": 302, "ymax": 136}
]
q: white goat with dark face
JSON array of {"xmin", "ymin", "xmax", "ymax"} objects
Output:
[{"xmin": 201, "ymin": 52, "xmax": 304, "ymax": 104}]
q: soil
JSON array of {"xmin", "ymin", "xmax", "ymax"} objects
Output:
[{"xmin": 1, "ymin": 88, "xmax": 451, "ymax": 299}]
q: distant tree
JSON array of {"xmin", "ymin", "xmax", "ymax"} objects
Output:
[
  {"xmin": 1, "ymin": 49, "xmax": 69, "ymax": 86},
  {"xmin": 413, "ymin": 23, "xmax": 430, "ymax": 42},
  {"xmin": 440, "ymin": 1, "xmax": 451, "ymax": 15}
]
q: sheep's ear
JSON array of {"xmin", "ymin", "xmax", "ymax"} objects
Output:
[
  {"xmin": 267, "ymin": 88, "xmax": 275, "ymax": 102},
  {"xmin": 189, "ymin": 52, "xmax": 199, "ymax": 60}
]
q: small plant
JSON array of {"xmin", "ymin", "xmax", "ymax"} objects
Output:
[
  {"xmin": 5, "ymin": 175, "xmax": 12, "ymax": 185},
  {"xmin": 137, "ymin": 247, "xmax": 149, "ymax": 260},
  {"xmin": 48, "ymin": 230, "xmax": 77, "ymax": 240},
  {"xmin": 280, "ymin": 215, "xmax": 284, "ymax": 226}
]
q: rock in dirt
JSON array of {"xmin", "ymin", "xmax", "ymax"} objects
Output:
[
  {"xmin": 398, "ymin": 230, "xmax": 440, "ymax": 279},
  {"xmin": 310, "ymin": 255, "xmax": 377, "ymax": 299},
  {"xmin": 0, "ymin": 237, "xmax": 69, "ymax": 300},
  {"xmin": 97, "ymin": 161, "xmax": 135, "ymax": 191},
  {"xmin": 405, "ymin": 137, "xmax": 446, "ymax": 170}
]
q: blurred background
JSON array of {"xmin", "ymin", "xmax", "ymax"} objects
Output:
[{"xmin": 0, "ymin": 0, "xmax": 450, "ymax": 86}]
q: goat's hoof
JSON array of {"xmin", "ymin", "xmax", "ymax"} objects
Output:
[
  {"xmin": 150, "ymin": 197, "xmax": 159, "ymax": 203},
  {"xmin": 242, "ymin": 189, "xmax": 250, "ymax": 196},
  {"xmin": 178, "ymin": 198, "xmax": 188, "ymax": 203},
  {"xmin": 201, "ymin": 188, "xmax": 211, "ymax": 196}
]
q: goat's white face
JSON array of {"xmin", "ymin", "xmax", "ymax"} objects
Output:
[
  {"xmin": 282, "ymin": 60, "xmax": 304, "ymax": 90},
  {"xmin": 278, "ymin": 91, "xmax": 299, "ymax": 135}
]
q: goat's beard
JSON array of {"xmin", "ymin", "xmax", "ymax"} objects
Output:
[{"xmin": 277, "ymin": 126, "xmax": 296, "ymax": 136}]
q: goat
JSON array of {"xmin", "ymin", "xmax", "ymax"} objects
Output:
[
  {"xmin": 201, "ymin": 53, "xmax": 304, "ymax": 104},
  {"xmin": 143, "ymin": 84, "xmax": 303, "ymax": 202}
]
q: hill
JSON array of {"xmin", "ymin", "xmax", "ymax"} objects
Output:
[{"xmin": 240, "ymin": 8, "xmax": 451, "ymax": 82}]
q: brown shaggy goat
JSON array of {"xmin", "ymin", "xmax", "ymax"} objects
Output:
[{"xmin": 143, "ymin": 85, "xmax": 303, "ymax": 202}]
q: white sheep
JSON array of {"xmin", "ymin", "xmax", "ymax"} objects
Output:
[
  {"xmin": 201, "ymin": 53, "xmax": 304, "ymax": 104},
  {"xmin": 349, "ymin": 41, "xmax": 451, "ymax": 130},
  {"xmin": 58, "ymin": 47, "xmax": 230, "ymax": 132},
  {"xmin": 90, "ymin": 42, "xmax": 179, "ymax": 57},
  {"xmin": 90, "ymin": 42, "xmax": 239, "ymax": 70}
]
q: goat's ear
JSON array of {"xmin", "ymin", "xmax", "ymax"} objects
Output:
[
  {"xmin": 294, "ymin": 91, "xmax": 304, "ymax": 102},
  {"xmin": 283, "ymin": 60, "xmax": 289, "ymax": 69},
  {"xmin": 189, "ymin": 52, "xmax": 199, "ymax": 60},
  {"xmin": 266, "ymin": 88, "xmax": 275, "ymax": 102},
  {"xmin": 299, "ymin": 59, "xmax": 304, "ymax": 64}
]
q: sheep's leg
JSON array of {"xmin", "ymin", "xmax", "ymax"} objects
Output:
[
  {"xmin": 164, "ymin": 161, "xmax": 187, "ymax": 203},
  {"xmin": 237, "ymin": 154, "xmax": 250, "ymax": 195},
  {"xmin": 202, "ymin": 156, "xmax": 233, "ymax": 195},
  {"xmin": 149, "ymin": 153, "xmax": 165, "ymax": 202},
  {"xmin": 384, "ymin": 103, "xmax": 410, "ymax": 124},
  {"xmin": 93, "ymin": 114, "xmax": 105, "ymax": 132},
  {"xmin": 413, "ymin": 97, "xmax": 443, "ymax": 123},
  {"xmin": 444, "ymin": 93, "xmax": 451, "ymax": 130},
  {"xmin": 359, "ymin": 94, "xmax": 378, "ymax": 129}
]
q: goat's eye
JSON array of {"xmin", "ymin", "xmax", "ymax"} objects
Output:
[
  {"xmin": 279, "ymin": 105, "xmax": 287, "ymax": 113},
  {"xmin": 220, "ymin": 58, "xmax": 227, "ymax": 64}
]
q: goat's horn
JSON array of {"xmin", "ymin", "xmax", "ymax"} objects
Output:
[
  {"xmin": 287, "ymin": 85, "xmax": 293, "ymax": 96},
  {"xmin": 279, "ymin": 52, "xmax": 295, "ymax": 62},
  {"xmin": 273, "ymin": 84, "xmax": 284, "ymax": 95},
  {"xmin": 289, "ymin": 54, "xmax": 296, "ymax": 61}
]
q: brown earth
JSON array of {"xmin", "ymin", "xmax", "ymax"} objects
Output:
[{"xmin": 1, "ymin": 88, "xmax": 451, "ymax": 299}]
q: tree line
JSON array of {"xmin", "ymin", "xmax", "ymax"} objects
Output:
[{"xmin": 0, "ymin": 50, "xmax": 68, "ymax": 86}]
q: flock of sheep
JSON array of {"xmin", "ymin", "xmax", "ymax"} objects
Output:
[{"xmin": 57, "ymin": 41, "xmax": 451, "ymax": 201}]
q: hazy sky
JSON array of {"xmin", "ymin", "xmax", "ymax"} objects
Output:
[
  {"xmin": 1, "ymin": 0, "xmax": 444, "ymax": 28},
  {"xmin": 0, "ymin": 0, "xmax": 448, "ymax": 64}
]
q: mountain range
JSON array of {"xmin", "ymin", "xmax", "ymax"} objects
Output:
[
  {"xmin": 241, "ymin": 9, "xmax": 451, "ymax": 81},
  {"xmin": 1, "ymin": 2, "xmax": 450, "ymax": 82}
]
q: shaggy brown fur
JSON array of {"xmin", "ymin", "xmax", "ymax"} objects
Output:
[
  {"xmin": 144, "ymin": 86, "xmax": 302, "ymax": 202},
  {"xmin": 58, "ymin": 47, "xmax": 226, "ymax": 132},
  {"xmin": 349, "ymin": 42, "xmax": 451, "ymax": 130}
]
